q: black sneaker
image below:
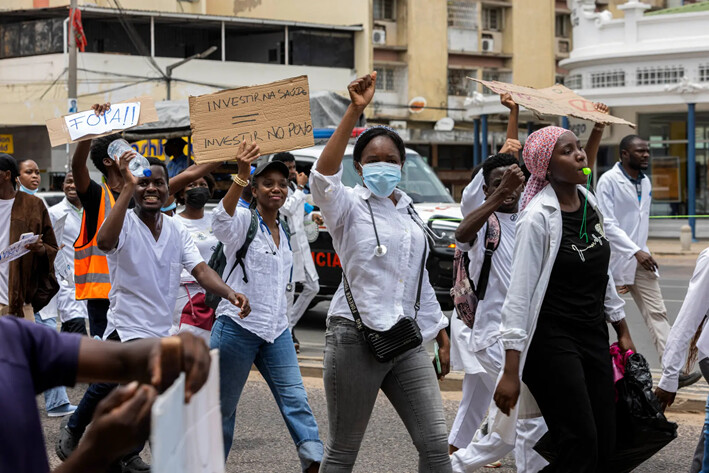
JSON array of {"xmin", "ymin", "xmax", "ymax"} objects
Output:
[
  {"xmin": 121, "ymin": 454, "xmax": 150, "ymax": 473},
  {"xmin": 679, "ymin": 370, "xmax": 702, "ymax": 388},
  {"xmin": 292, "ymin": 330, "xmax": 300, "ymax": 354},
  {"xmin": 55, "ymin": 418, "xmax": 80, "ymax": 461}
]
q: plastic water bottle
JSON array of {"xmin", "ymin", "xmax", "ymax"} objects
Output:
[{"xmin": 107, "ymin": 139, "xmax": 152, "ymax": 177}]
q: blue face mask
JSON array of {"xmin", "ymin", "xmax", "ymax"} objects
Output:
[
  {"xmin": 161, "ymin": 201, "xmax": 177, "ymax": 213},
  {"xmin": 18, "ymin": 183, "xmax": 38, "ymax": 195},
  {"xmin": 361, "ymin": 162, "xmax": 402, "ymax": 198}
]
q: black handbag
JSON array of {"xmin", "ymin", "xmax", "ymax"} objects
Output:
[{"xmin": 341, "ymin": 205, "xmax": 428, "ymax": 363}]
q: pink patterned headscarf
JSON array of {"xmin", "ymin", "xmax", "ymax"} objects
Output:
[{"xmin": 519, "ymin": 126, "xmax": 572, "ymax": 210}]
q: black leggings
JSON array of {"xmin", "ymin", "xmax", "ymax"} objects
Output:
[{"xmin": 523, "ymin": 315, "xmax": 616, "ymax": 473}]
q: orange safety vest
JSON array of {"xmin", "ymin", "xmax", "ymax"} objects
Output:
[{"xmin": 74, "ymin": 182, "xmax": 115, "ymax": 300}]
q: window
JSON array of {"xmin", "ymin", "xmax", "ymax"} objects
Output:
[
  {"xmin": 289, "ymin": 29, "xmax": 354, "ymax": 68},
  {"xmin": 373, "ymin": 0, "xmax": 396, "ymax": 21},
  {"xmin": 448, "ymin": 1, "xmax": 477, "ymax": 30},
  {"xmin": 437, "ymin": 145, "xmax": 474, "ymax": 170},
  {"xmin": 448, "ymin": 68, "xmax": 477, "ymax": 96},
  {"xmin": 555, "ymin": 14, "xmax": 569, "ymax": 38},
  {"xmin": 636, "ymin": 66, "xmax": 684, "ymax": 86},
  {"xmin": 564, "ymin": 74, "xmax": 582, "ymax": 89},
  {"xmin": 374, "ymin": 66, "xmax": 405, "ymax": 92},
  {"xmin": 0, "ymin": 18, "xmax": 64, "ymax": 59},
  {"xmin": 481, "ymin": 70, "xmax": 512, "ymax": 94},
  {"xmin": 82, "ymin": 17, "xmax": 151, "ymax": 56},
  {"xmin": 699, "ymin": 65, "xmax": 709, "ymax": 83},
  {"xmin": 155, "ymin": 21, "xmax": 221, "ymax": 60},
  {"xmin": 590, "ymin": 71, "xmax": 625, "ymax": 88},
  {"xmin": 482, "ymin": 7, "xmax": 503, "ymax": 31}
]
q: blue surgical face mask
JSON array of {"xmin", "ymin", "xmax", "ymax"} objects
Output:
[
  {"xmin": 18, "ymin": 183, "xmax": 38, "ymax": 195},
  {"xmin": 361, "ymin": 162, "xmax": 402, "ymax": 198}
]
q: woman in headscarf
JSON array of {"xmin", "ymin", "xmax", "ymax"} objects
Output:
[{"xmin": 492, "ymin": 126, "xmax": 635, "ymax": 472}]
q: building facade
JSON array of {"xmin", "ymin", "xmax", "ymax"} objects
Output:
[
  {"xmin": 370, "ymin": 0, "xmax": 572, "ymax": 198},
  {"xmin": 560, "ymin": 0, "xmax": 709, "ymax": 235},
  {"xmin": 0, "ymin": 0, "xmax": 371, "ymax": 184}
]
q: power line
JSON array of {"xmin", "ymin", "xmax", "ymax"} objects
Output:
[{"xmin": 39, "ymin": 68, "xmax": 68, "ymax": 100}]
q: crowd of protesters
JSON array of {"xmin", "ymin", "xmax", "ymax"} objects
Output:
[{"xmin": 1, "ymin": 71, "xmax": 708, "ymax": 473}]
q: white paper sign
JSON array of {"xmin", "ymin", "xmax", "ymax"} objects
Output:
[
  {"xmin": 151, "ymin": 350, "xmax": 225, "ymax": 473},
  {"xmin": 52, "ymin": 214, "xmax": 67, "ymax": 247},
  {"xmin": 0, "ymin": 233, "xmax": 39, "ymax": 265},
  {"xmin": 63, "ymin": 102, "xmax": 141, "ymax": 141}
]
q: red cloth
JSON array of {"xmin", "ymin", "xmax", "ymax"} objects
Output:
[
  {"xmin": 70, "ymin": 9, "xmax": 87, "ymax": 52},
  {"xmin": 610, "ymin": 342, "xmax": 634, "ymax": 401}
]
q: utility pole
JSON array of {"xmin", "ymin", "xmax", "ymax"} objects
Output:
[{"xmin": 67, "ymin": 0, "xmax": 78, "ymax": 167}]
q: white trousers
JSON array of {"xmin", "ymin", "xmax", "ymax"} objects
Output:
[
  {"xmin": 627, "ymin": 265, "xmax": 671, "ymax": 362},
  {"xmin": 287, "ymin": 272, "xmax": 320, "ymax": 329},
  {"xmin": 449, "ymin": 343, "xmax": 548, "ymax": 473}
]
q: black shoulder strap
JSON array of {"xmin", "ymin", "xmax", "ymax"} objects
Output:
[
  {"xmin": 224, "ymin": 209, "xmax": 259, "ymax": 284},
  {"xmin": 343, "ymin": 205, "xmax": 428, "ymax": 331},
  {"xmin": 476, "ymin": 213, "xmax": 501, "ymax": 300}
]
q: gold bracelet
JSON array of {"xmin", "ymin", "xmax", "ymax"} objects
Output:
[{"xmin": 231, "ymin": 174, "xmax": 249, "ymax": 187}]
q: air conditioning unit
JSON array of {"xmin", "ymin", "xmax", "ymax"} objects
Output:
[
  {"xmin": 556, "ymin": 38, "xmax": 571, "ymax": 56},
  {"xmin": 372, "ymin": 27, "xmax": 387, "ymax": 46},
  {"xmin": 481, "ymin": 32, "xmax": 502, "ymax": 53}
]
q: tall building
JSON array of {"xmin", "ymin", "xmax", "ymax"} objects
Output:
[
  {"xmin": 561, "ymin": 0, "xmax": 709, "ymax": 236},
  {"xmin": 369, "ymin": 0, "xmax": 572, "ymax": 198},
  {"xmin": 0, "ymin": 0, "xmax": 370, "ymax": 182}
]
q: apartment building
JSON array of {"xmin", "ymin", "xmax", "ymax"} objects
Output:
[
  {"xmin": 560, "ymin": 0, "xmax": 709, "ymax": 237},
  {"xmin": 369, "ymin": 0, "xmax": 572, "ymax": 198}
]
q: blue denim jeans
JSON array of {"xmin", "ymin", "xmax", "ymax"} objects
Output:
[
  {"xmin": 210, "ymin": 315, "xmax": 323, "ymax": 471},
  {"xmin": 34, "ymin": 314, "xmax": 72, "ymax": 412}
]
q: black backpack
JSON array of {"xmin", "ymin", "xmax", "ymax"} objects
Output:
[{"xmin": 205, "ymin": 209, "xmax": 291, "ymax": 310}]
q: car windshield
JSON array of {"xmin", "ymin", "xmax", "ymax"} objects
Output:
[{"xmin": 341, "ymin": 153, "xmax": 454, "ymax": 204}]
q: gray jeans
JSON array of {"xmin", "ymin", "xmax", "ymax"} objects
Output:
[{"xmin": 320, "ymin": 316, "xmax": 452, "ymax": 473}]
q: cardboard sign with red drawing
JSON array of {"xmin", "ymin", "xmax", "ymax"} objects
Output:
[{"xmin": 469, "ymin": 79, "xmax": 636, "ymax": 128}]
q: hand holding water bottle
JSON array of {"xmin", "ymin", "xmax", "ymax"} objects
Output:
[
  {"xmin": 108, "ymin": 139, "xmax": 152, "ymax": 178},
  {"xmin": 117, "ymin": 149, "xmax": 139, "ymax": 190}
]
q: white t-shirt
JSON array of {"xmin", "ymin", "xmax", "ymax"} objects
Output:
[
  {"xmin": 174, "ymin": 212, "xmax": 218, "ymax": 284},
  {"xmin": 104, "ymin": 210, "xmax": 204, "ymax": 341},
  {"xmin": 0, "ymin": 198, "xmax": 14, "ymax": 305}
]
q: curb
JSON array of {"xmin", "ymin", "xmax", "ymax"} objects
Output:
[{"xmin": 288, "ymin": 359, "xmax": 707, "ymax": 413}]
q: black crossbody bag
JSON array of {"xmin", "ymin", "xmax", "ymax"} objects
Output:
[{"xmin": 341, "ymin": 204, "xmax": 428, "ymax": 363}]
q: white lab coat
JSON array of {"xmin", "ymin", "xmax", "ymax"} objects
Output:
[
  {"xmin": 280, "ymin": 186, "xmax": 318, "ymax": 283},
  {"xmin": 658, "ymin": 248, "xmax": 709, "ymax": 393},
  {"xmin": 492, "ymin": 184, "xmax": 626, "ymax": 445},
  {"xmin": 595, "ymin": 163, "xmax": 652, "ymax": 285}
]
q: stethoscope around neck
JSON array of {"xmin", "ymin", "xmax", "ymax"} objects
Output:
[
  {"xmin": 365, "ymin": 199, "xmax": 440, "ymax": 258},
  {"xmin": 255, "ymin": 208, "xmax": 294, "ymax": 291}
]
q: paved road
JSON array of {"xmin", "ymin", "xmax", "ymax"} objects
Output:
[
  {"xmin": 295, "ymin": 255, "xmax": 709, "ymax": 400},
  {"xmin": 42, "ymin": 377, "xmax": 704, "ymax": 472},
  {"xmin": 40, "ymin": 254, "xmax": 708, "ymax": 472}
]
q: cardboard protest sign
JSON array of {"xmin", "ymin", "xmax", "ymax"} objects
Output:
[
  {"xmin": 189, "ymin": 75, "xmax": 314, "ymax": 164},
  {"xmin": 469, "ymin": 79, "xmax": 636, "ymax": 127},
  {"xmin": 45, "ymin": 96, "xmax": 159, "ymax": 147},
  {"xmin": 151, "ymin": 350, "xmax": 224, "ymax": 473}
]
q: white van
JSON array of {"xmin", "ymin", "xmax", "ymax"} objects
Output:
[{"xmin": 290, "ymin": 144, "xmax": 462, "ymax": 309}]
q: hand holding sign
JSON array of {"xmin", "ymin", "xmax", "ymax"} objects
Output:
[
  {"xmin": 46, "ymin": 96, "xmax": 159, "ymax": 147},
  {"xmin": 470, "ymin": 79, "xmax": 635, "ymax": 127},
  {"xmin": 65, "ymin": 102, "xmax": 141, "ymax": 141},
  {"xmin": 189, "ymin": 76, "xmax": 314, "ymax": 164}
]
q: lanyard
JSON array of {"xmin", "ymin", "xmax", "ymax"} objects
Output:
[{"xmin": 255, "ymin": 209, "xmax": 293, "ymax": 288}]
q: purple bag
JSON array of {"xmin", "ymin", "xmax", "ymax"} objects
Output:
[{"xmin": 450, "ymin": 214, "xmax": 501, "ymax": 329}]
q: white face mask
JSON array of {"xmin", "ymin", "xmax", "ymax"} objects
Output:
[
  {"xmin": 361, "ymin": 162, "xmax": 402, "ymax": 198},
  {"xmin": 18, "ymin": 182, "xmax": 38, "ymax": 195}
]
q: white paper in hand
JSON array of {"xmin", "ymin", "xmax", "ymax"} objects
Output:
[
  {"xmin": 0, "ymin": 234, "xmax": 39, "ymax": 265},
  {"xmin": 151, "ymin": 349, "xmax": 225, "ymax": 473},
  {"xmin": 63, "ymin": 102, "xmax": 141, "ymax": 141}
]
